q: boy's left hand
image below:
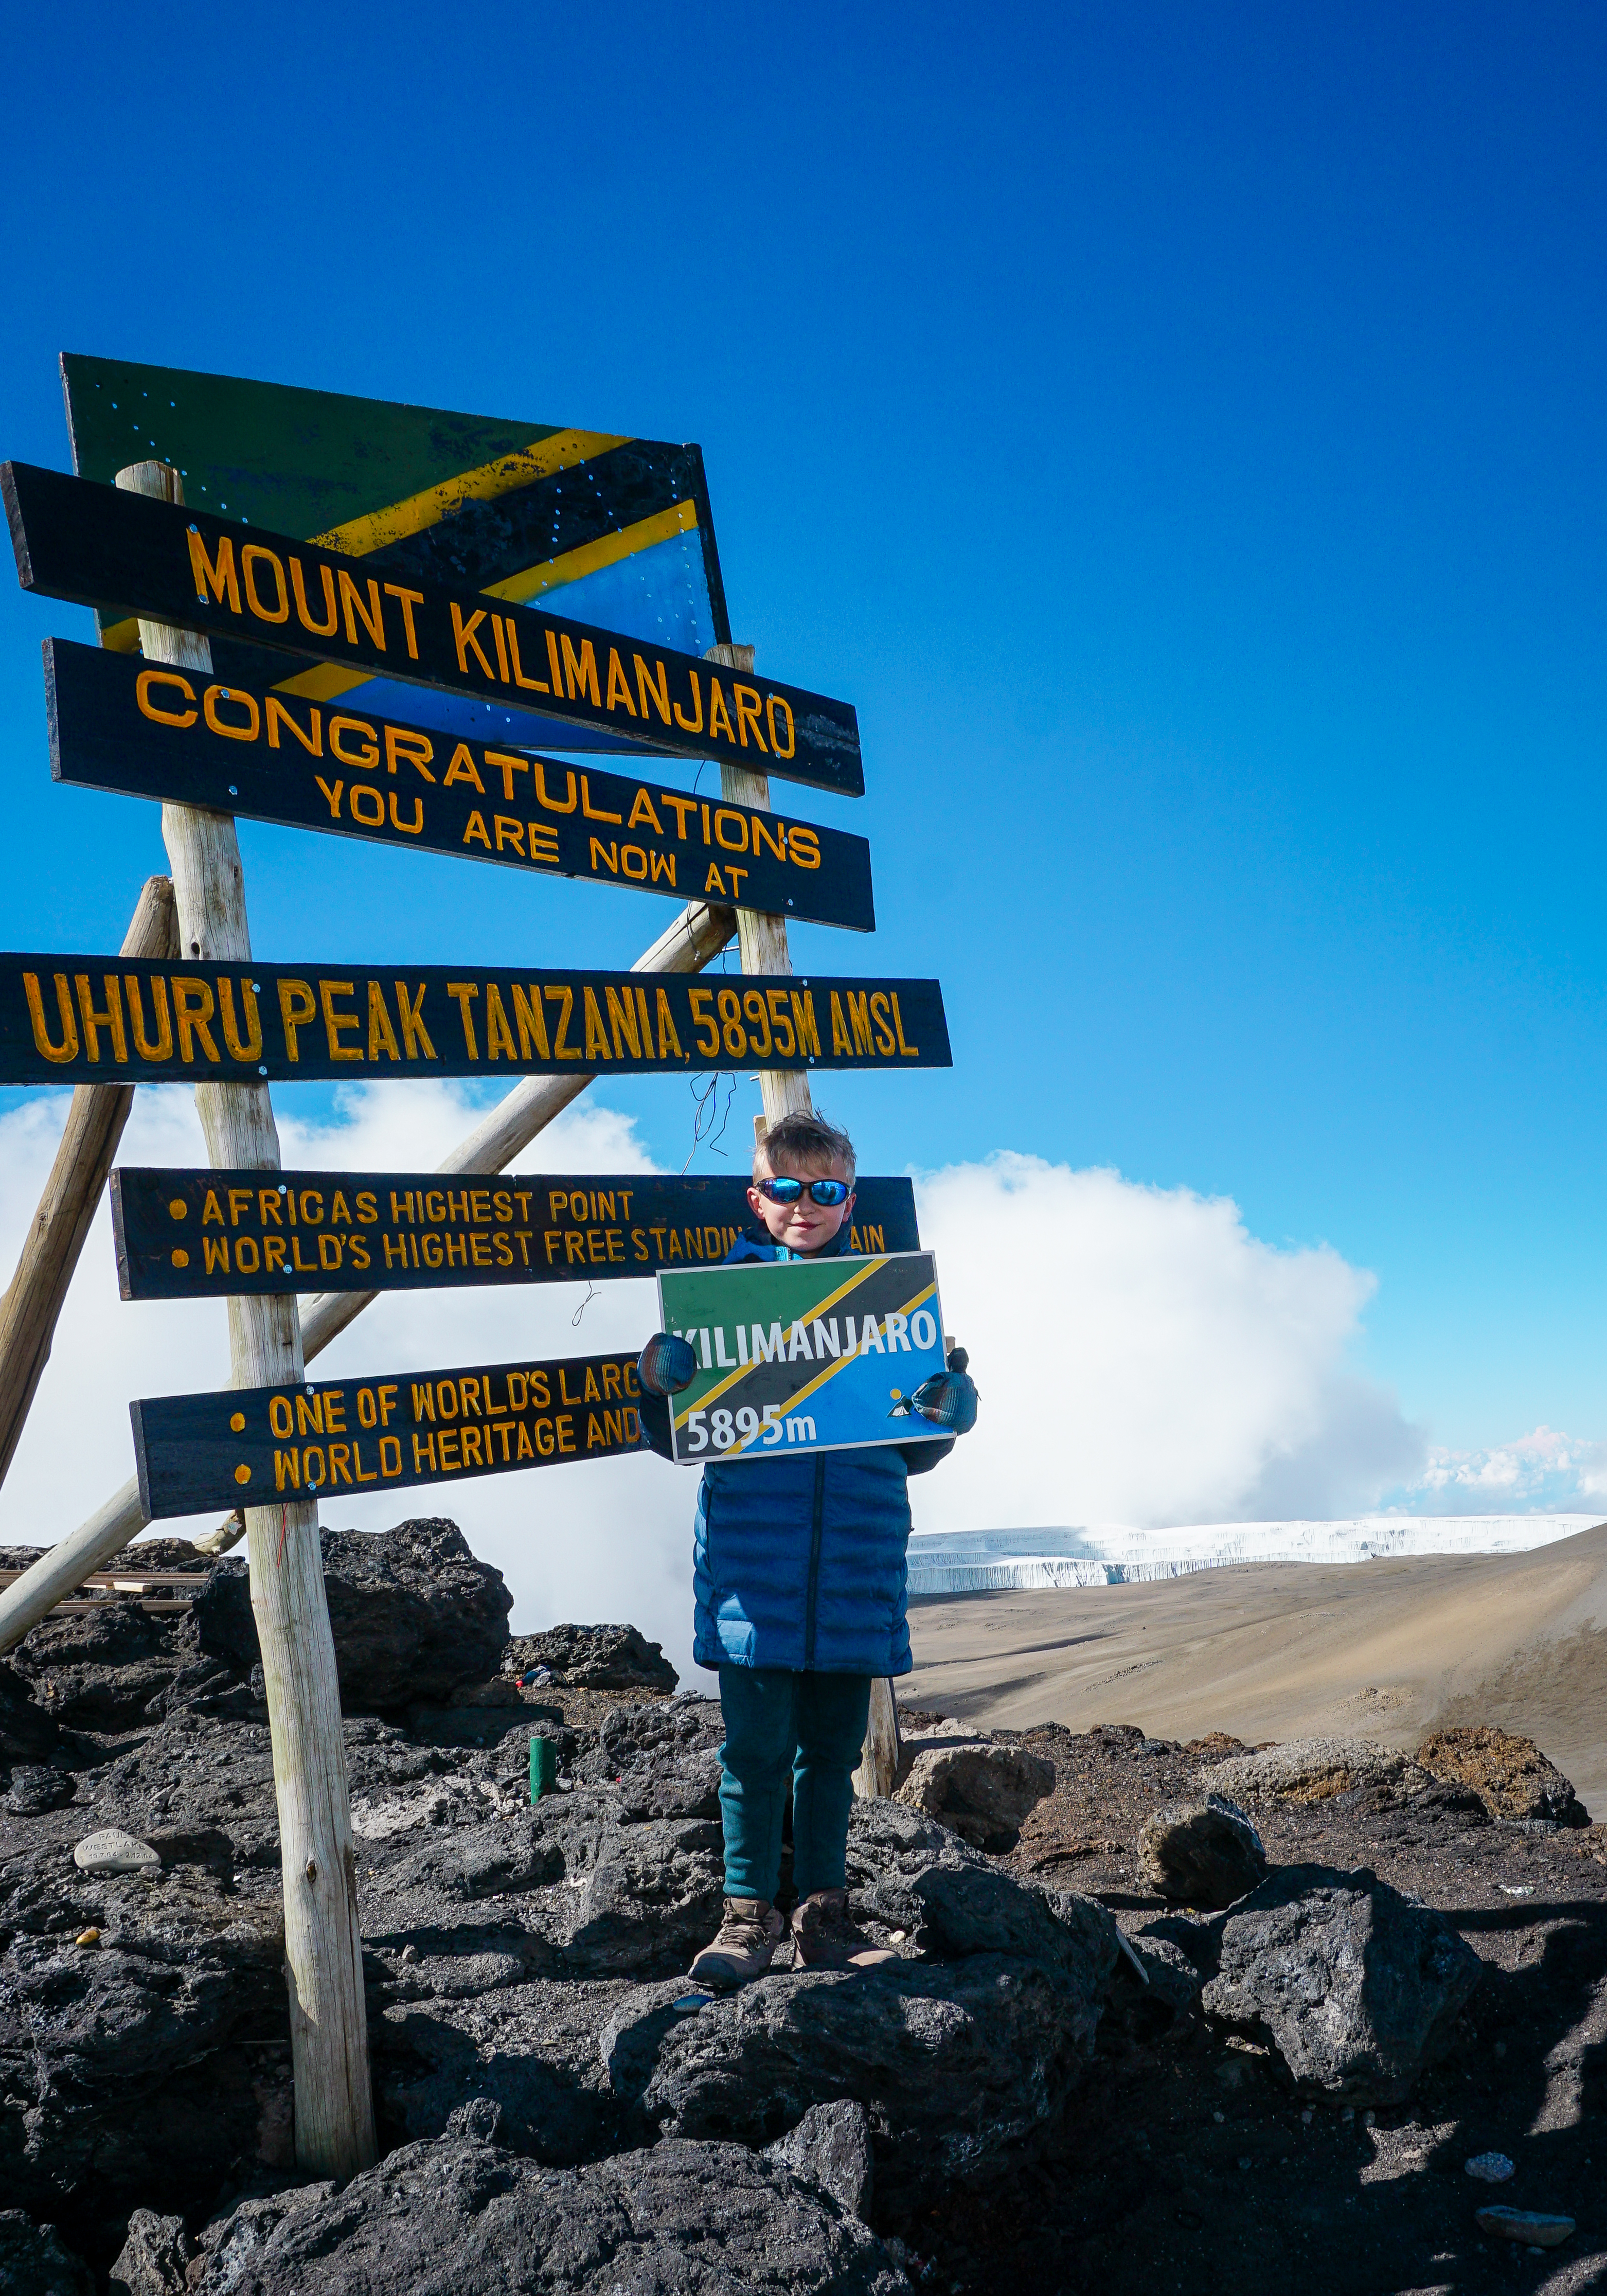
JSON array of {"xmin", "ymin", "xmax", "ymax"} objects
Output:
[{"xmin": 907, "ymin": 1366, "xmax": 979, "ymax": 1435}]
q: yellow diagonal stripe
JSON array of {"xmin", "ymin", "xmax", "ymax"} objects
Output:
[
  {"xmin": 724, "ymin": 1280, "xmax": 939, "ymax": 1455},
  {"xmin": 674, "ymin": 1260, "xmax": 891, "ymax": 1429},
  {"xmin": 483, "ymin": 499, "xmax": 698, "ymax": 606},
  {"xmin": 308, "ymin": 430, "xmax": 628, "ymax": 556},
  {"xmin": 268, "ymin": 503, "xmax": 702, "ymax": 703}
]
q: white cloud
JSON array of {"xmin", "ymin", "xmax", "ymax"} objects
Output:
[
  {"xmin": 909, "ymin": 1152, "xmax": 1425, "ymax": 1532},
  {"xmin": 1389, "ymin": 1426, "xmax": 1607, "ymax": 1515}
]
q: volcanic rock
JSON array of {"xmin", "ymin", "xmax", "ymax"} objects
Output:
[
  {"xmin": 1199, "ymin": 1863, "xmax": 1481, "ymax": 2102},
  {"xmin": 570, "ymin": 1693, "xmax": 723, "ymax": 1817},
  {"xmin": 892, "ymin": 1740, "xmax": 1056, "ymax": 1850},
  {"xmin": 0, "ymin": 1847, "xmax": 289, "ymax": 2216},
  {"xmin": 176, "ymin": 2134, "xmax": 907, "ymax": 2294},
  {"xmin": 109, "ymin": 2208, "xmax": 193, "ymax": 2295},
  {"xmin": 195, "ymin": 1520, "xmax": 511, "ymax": 1713},
  {"xmin": 0, "ymin": 2209, "xmax": 93, "ymax": 2296},
  {"xmin": 8, "ymin": 1600, "xmax": 209, "ymax": 1733},
  {"xmin": 1137, "ymin": 1795, "xmax": 1267, "ymax": 1907},
  {"xmin": 1205, "ymin": 1738, "xmax": 1430, "ymax": 1807},
  {"xmin": 766, "ymin": 2098, "xmax": 875, "ymax": 2220},
  {"xmin": 1415, "ymin": 1726, "xmax": 1587, "ymax": 1826},
  {"xmin": 505, "ymin": 1624, "xmax": 678, "ymax": 1692}
]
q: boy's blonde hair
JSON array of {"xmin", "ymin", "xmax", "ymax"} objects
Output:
[{"xmin": 754, "ymin": 1110, "xmax": 856, "ymax": 1182}]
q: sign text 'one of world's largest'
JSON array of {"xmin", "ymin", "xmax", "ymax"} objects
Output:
[
  {"xmin": 3, "ymin": 462, "xmax": 863, "ymax": 797},
  {"xmin": 131, "ymin": 1348, "xmax": 648, "ymax": 1521}
]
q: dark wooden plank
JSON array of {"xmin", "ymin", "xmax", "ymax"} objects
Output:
[
  {"xmin": 110, "ymin": 1168, "xmax": 919, "ymax": 1300},
  {"xmin": 4, "ymin": 461, "xmax": 862, "ymax": 798},
  {"xmin": 131, "ymin": 1349, "xmax": 649, "ymax": 1520},
  {"xmin": 0, "ymin": 955, "xmax": 948, "ymax": 1087},
  {"xmin": 45, "ymin": 638, "xmax": 874, "ymax": 933}
]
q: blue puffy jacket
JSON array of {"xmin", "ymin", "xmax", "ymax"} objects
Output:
[{"xmin": 649, "ymin": 1226, "xmax": 952, "ymax": 1677}]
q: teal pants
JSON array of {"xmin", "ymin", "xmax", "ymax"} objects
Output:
[{"xmin": 717, "ymin": 1666, "xmax": 872, "ymax": 1902}]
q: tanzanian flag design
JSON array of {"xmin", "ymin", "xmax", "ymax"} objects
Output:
[
  {"xmin": 658, "ymin": 1251, "xmax": 948, "ymax": 1462},
  {"xmin": 60, "ymin": 354, "xmax": 729, "ymax": 758}
]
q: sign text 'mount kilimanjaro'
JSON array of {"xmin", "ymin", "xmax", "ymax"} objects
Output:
[
  {"xmin": 111, "ymin": 1168, "xmax": 920, "ymax": 1300},
  {"xmin": 131, "ymin": 1349, "xmax": 648, "ymax": 1521},
  {"xmin": 45, "ymin": 639, "xmax": 873, "ymax": 933},
  {"xmin": 0, "ymin": 957, "xmax": 947, "ymax": 1087},
  {"xmin": 4, "ymin": 461, "xmax": 863, "ymax": 797}
]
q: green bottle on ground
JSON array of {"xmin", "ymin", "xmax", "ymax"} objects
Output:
[{"xmin": 529, "ymin": 1733, "xmax": 557, "ymax": 1804}]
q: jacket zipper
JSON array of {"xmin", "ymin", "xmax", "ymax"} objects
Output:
[{"xmin": 803, "ymin": 1452, "xmax": 827, "ymax": 1668}]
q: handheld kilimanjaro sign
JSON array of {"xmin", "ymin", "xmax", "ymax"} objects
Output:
[
  {"xmin": 657, "ymin": 1251, "xmax": 947, "ymax": 1464},
  {"xmin": 44, "ymin": 638, "xmax": 874, "ymax": 932},
  {"xmin": 4, "ymin": 460, "xmax": 862, "ymax": 798},
  {"xmin": 130, "ymin": 1348, "xmax": 648, "ymax": 1521}
]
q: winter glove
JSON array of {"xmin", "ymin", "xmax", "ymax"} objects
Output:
[
  {"xmin": 638, "ymin": 1331, "xmax": 698, "ymax": 1396},
  {"xmin": 907, "ymin": 1369, "xmax": 978, "ymax": 1434},
  {"xmin": 888, "ymin": 1343, "xmax": 978, "ymax": 1434}
]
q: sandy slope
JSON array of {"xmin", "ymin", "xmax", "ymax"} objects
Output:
[{"xmin": 903, "ymin": 1515, "xmax": 1607, "ymax": 1814}]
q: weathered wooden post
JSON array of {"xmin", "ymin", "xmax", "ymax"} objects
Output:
[
  {"xmin": 0, "ymin": 874, "xmax": 177, "ymax": 1490},
  {"xmin": 117, "ymin": 458, "xmax": 376, "ymax": 2177},
  {"xmin": 707, "ymin": 643, "xmax": 900, "ymax": 1796}
]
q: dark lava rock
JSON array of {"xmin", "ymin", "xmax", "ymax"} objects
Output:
[
  {"xmin": 570, "ymin": 1693, "xmax": 723, "ymax": 1818},
  {"xmin": 181, "ymin": 2134, "xmax": 907, "ymax": 2293},
  {"xmin": 893, "ymin": 1742, "xmax": 1056, "ymax": 1852},
  {"xmin": 9, "ymin": 1599, "xmax": 224, "ymax": 1732},
  {"xmin": 0, "ymin": 2209, "xmax": 93, "ymax": 2295},
  {"xmin": 1137, "ymin": 1793, "xmax": 1267, "ymax": 1908},
  {"xmin": 104, "ymin": 1538, "xmax": 209, "ymax": 1574},
  {"xmin": 627, "ymin": 1956, "xmax": 1105, "ymax": 2203},
  {"xmin": 109, "ymin": 2208, "xmax": 193, "ymax": 2295},
  {"xmin": 373, "ymin": 1781, "xmax": 726, "ymax": 1977},
  {"xmin": 765, "ymin": 2098, "xmax": 875, "ymax": 2221},
  {"xmin": 1416, "ymin": 1725, "xmax": 1588, "ymax": 1826},
  {"xmin": 5, "ymin": 1763, "xmax": 75, "ymax": 1816},
  {"xmin": 599, "ymin": 1807, "xmax": 1117, "ymax": 2204},
  {"xmin": 0, "ymin": 1849, "xmax": 289, "ymax": 2216},
  {"xmin": 506, "ymin": 1623, "xmax": 678, "ymax": 1692},
  {"xmin": 1, "ymin": 1660, "xmax": 68, "ymax": 1779},
  {"xmin": 196, "ymin": 1520, "xmax": 512, "ymax": 1714},
  {"xmin": 1199, "ymin": 1862, "xmax": 1481, "ymax": 2103}
]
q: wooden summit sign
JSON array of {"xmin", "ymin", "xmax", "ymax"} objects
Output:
[
  {"xmin": 4, "ymin": 462, "xmax": 864, "ymax": 798},
  {"xmin": 112, "ymin": 1168, "xmax": 919, "ymax": 1298},
  {"xmin": 45, "ymin": 639, "xmax": 874, "ymax": 933},
  {"xmin": 131, "ymin": 1348, "xmax": 649, "ymax": 1521},
  {"xmin": 0, "ymin": 956, "xmax": 946, "ymax": 1086}
]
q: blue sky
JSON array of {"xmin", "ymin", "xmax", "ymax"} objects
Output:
[{"xmin": 3, "ymin": 2, "xmax": 1605, "ymax": 1462}]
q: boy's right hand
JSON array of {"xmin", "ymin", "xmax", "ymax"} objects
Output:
[{"xmin": 638, "ymin": 1332, "xmax": 698, "ymax": 1396}]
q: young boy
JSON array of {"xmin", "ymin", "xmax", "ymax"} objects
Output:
[{"xmin": 637, "ymin": 1110, "xmax": 977, "ymax": 1986}]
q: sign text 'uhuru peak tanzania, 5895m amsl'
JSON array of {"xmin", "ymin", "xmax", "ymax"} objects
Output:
[
  {"xmin": 0, "ymin": 956, "xmax": 948, "ymax": 1086},
  {"xmin": 3, "ymin": 462, "xmax": 863, "ymax": 797}
]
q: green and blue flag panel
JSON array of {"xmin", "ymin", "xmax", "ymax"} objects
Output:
[{"xmin": 61, "ymin": 354, "xmax": 729, "ymax": 758}]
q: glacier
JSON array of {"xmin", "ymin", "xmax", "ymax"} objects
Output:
[{"xmin": 905, "ymin": 1515, "xmax": 1604, "ymax": 1596}]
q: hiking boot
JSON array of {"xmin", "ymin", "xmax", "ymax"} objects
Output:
[
  {"xmin": 791, "ymin": 1888, "xmax": 897, "ymax": 1971},
  {"xmin": 688, "ymin": 1896, "xmax": 784, "ymax": 1989}
]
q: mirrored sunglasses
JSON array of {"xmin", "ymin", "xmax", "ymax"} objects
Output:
[{"xmin": 755, "ymin": 1176, "xmax": 850, "ymax": 1206}]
